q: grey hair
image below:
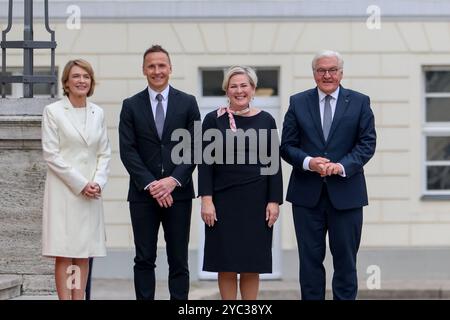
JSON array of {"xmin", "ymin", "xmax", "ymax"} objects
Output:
[
  {"xmin": 312, "ymin": 50, "xmax": 344, "ymax": 70},
  {"xmin": 222, "ymin": 65, "xmax": 258, "ymax": 91}
]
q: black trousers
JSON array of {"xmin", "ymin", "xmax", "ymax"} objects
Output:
[
  {"xmin": 130, "ymin": 200, "xmax": 192, "ymax": 300},
  {"xmin": 85, "ymin": 257, "xmax": 93, "ymax": 300},
  {"xmin": 293, "ymin": 186, "xmax": 363, "ymax": 300}
]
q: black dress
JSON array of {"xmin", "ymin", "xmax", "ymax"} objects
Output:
[{"xmin": 198, "ymin": 110, "xmax": 283, "ymax": 273}]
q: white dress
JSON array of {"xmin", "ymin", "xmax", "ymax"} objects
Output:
[{"xmin": 41, "ymin": 97, "xmax": 111, "ymax": 258}]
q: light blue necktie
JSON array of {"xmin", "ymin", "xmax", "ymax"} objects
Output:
[
  {"xmin": 323, "ymin": 95, "xmax": 332, "ymax": 141},
  {"xmin": 155, "ymin": 93, "xmax": 164, "ymax": 139}
]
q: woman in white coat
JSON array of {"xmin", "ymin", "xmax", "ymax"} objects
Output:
[{"xmin": 41, "ymin": 59, "xmax": 111, "ymax": 300}]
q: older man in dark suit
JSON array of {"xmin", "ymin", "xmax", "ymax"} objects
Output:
[
  {"xmin": 281, "ymin": 50, "xmax": 376, "ymax": 300},
  {"xmin": 119, "ymin": 45, "xmax": 200, "ymax": 300}
]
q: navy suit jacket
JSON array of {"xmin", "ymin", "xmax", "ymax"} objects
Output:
[
  {"xmin": 280, "ymin": 86, "xmax": 376, "ymax": 210},
  {"xmin": 119, "ymin": 86, "xmax": 200, "ymax": 202}
]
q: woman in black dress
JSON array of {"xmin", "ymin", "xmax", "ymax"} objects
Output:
[{"xmin": 198, "ymin": 66, "xmax": 283, "ymax": 300}]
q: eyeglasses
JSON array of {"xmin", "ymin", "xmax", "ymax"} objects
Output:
[{"xmin": 314, "ymin": 68, "xmax": 340, "ymax": 76}]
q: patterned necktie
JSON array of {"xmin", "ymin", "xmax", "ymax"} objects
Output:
[
  {"xmin": 323, "ymin": 95, "xmax": 332, "ymax": 141},
  {"xmin": 155, "ymin": 93, "xmax": 164, "ymax": 139}
]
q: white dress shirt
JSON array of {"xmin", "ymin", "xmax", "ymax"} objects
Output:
[
  {"xmin": 148, "ymin": 85, "xmax": 169, "ymax": 119},
  {"xmin": 318, "ymin": 88, "xmax": 339, "ymax": 128}
]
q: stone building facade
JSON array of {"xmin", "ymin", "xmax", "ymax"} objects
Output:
[{"xmin": 1, "ymin": 0, "xmax": 450, "ymax": 282}]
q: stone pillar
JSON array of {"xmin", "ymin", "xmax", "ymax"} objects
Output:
[{"xmin": 0, "ymin": 98, "xmax": 57, "ymax": 295}]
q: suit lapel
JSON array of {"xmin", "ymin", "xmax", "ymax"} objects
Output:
[
  {"xmin": 162, "ymin": 86, "xmax": 178, "ymax": 141},
  {"xmin": 84, "ymin": 102, "xmax": 95, "ymax": 145},
  {"xmin": 307, "ymin": 89, "xmax": 326, "ymax": 145},
  {"xmin": 139, "ymin": 88, "xmax": 159, "ymax": 139},
  {"xmin": 326, "ymin": 86, "xmax": 350, "ymax": 145},
  {"xmin": 62, "ymin": 96, "xmax": 88, "ymax": 144}
]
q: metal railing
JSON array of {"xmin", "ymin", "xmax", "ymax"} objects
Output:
[{"xmin": 1, "ymin": 0, "xmax": 57, "ymax": 98}]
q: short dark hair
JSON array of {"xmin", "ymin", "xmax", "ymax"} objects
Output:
[{"xmin": 143, "ymin": 45, "xmax": 171, "ymax": 66}]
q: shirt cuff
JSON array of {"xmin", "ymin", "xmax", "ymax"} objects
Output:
[
  {"xmin": 144, "ymin": 183, "xmax": 152, "ymax": 190},
  {"xmin": 337, "ymin": 163, "xmax": 346, "ymax": 177},
  {"xmin": 303, "ymin": 156, "xmax": 312, "ymax": 171},
  {"xmin": 170, "ymin": 176, "xmax": 182, "ymax": 187}
]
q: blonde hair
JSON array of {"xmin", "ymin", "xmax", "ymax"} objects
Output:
[
  {"xmin": 222, "ymin": 66, "xmax": 258, "ymax": 91},
  {"xmin": 61, "ymin": 59, "xmax": 96, "ymax": 97}
]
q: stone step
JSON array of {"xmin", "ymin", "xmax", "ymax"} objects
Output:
[{"xmin": 0, "ymin": 275, "xmax": 22, "ymax": 300}]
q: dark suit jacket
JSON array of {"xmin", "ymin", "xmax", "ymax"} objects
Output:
[
  {"xmin": 119, "ymin": 86, "xmax": 200, "ymax": 202},
  {"xmin": 280, "ymin": 86, "xmax": 376, "ymax": 210}
]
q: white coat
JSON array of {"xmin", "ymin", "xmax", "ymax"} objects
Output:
[{"xmin": 41, "ymin": 97, "xmax": 111, "ymax": 258}]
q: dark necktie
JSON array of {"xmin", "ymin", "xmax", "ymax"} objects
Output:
[
  {"xmin": 155, "ymin": 93, "xmax": 164, "ymax": 139},
  {"xmin": 323, "ymin": 95, "xmax": 332, "ymax": 141}
]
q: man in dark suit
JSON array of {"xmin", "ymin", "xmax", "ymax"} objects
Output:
[
  {"xmin": 119, "ymin": 45, "xmax": 200, "ymax": 300},
  {"xmin": 281, "ymin": 50, "xmax": 376, "ymax": 300}
]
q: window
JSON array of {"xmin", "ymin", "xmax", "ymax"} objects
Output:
[
  {"xmin": 423, "ymin": 68, "xmax": 450, "ymax": 196},
  {"xmin": 201, "ymin": 70, "xmax": 224, "ymax": 96},
  {"xmin": 1, "ymin": 67, "xmax": 57, "ymax": 97}
]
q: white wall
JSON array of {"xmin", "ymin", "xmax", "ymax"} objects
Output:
[{"xmin": 2, "ymin": 19, "xmax": 450, "ymax": 250}]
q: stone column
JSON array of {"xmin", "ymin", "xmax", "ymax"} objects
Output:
[{"xmin": 0, "ymin": 97, "xmax": 57, "ymax": 295}]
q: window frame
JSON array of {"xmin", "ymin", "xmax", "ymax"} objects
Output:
[{"xmin": 422, "ymin": 66, "xmax": 450, "ymax": 198}]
